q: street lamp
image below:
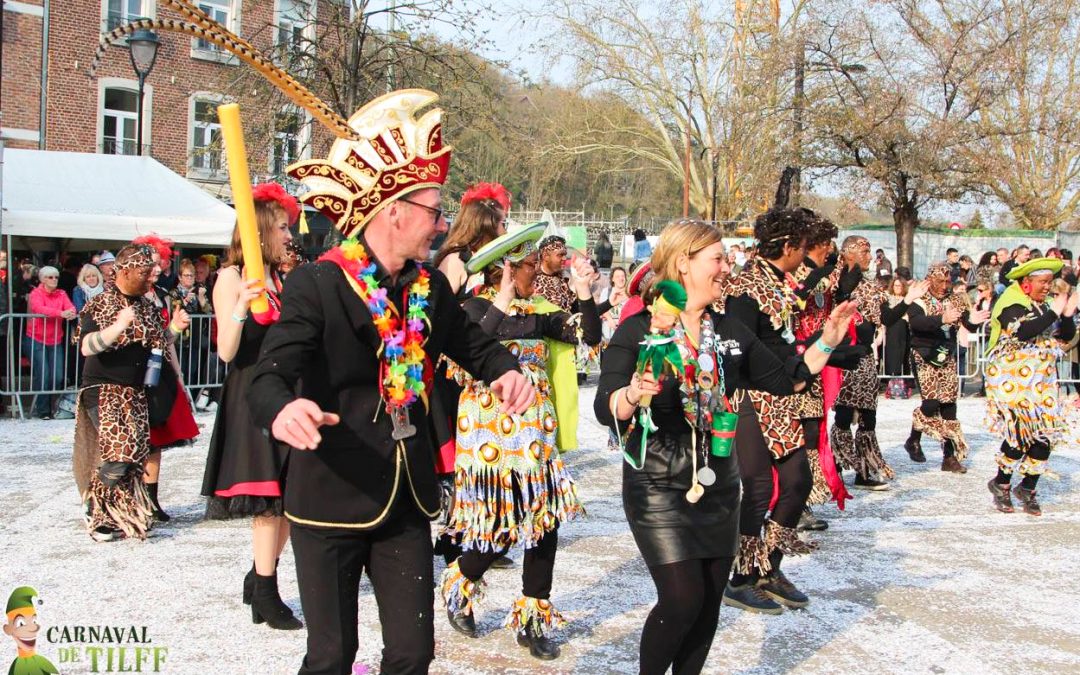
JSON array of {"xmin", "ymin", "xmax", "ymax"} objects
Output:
[{"xmin": 128, "ymin": 28, "xmax": 160, "ymax": 156}]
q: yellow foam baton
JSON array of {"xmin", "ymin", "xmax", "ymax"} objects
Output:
[{"xmin": 217, "ymin": 103, "xmax": 268, "ymax": 315}]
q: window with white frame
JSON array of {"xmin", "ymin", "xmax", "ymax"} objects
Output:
[
  {"xmin": 105, "ymin": 0, "xmax": 148, "ymax": 31},
  {"xmin": 102, "ymin": 88, "xmax": 139, "ymax": 155},
  {"xmin": 191, "ymin": 98, "xmax": 225, "ymax": 175},
  {"xmin": 276, "ymin": 0, "xmax": 313, "ymax": 66},
  {"xmin": 271, "ymin": 108, "xmax": 308, "ymax": 176},
  {"xmin": 194, "ymin": 0, "xmax": 234, "ymax": 53}
]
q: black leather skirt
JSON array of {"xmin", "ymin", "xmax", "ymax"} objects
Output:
[{"xmin": 622, "ymin": 431, "xmax": 741, "ymax": 567}]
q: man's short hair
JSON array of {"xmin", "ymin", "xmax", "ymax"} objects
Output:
[{"xmin": 946, "ymin": 247, "xmax": 958, "ymax": 255}]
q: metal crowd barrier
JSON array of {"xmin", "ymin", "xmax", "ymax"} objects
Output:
[{"xmin": 1, "ymin": 313, "xmax": 228, "ymax": 420}]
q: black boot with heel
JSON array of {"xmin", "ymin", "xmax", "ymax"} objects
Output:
[{"xmin": 251, "ymin": 571, "xmax": 303, "ymax": 630}]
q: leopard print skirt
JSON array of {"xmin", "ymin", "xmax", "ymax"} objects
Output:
[
  {"xmin": 836, "ymin": 352, "xmax": 880, "ymax": 410},
  {"xmin": 912, "ymin": 350, "xmax": 959, "ymax": 403},
  {"xmin": 74, "ymin": 384, "xmax": 154, "ymax": 539}
]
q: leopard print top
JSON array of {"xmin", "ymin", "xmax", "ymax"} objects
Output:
[
  {"xmin": 724, "ymin": 258, "xmax": 801, "ymax": 333},
  {"xmin": 534, "ymin": 271, "xmax": 575, "ymax": 313},
  {"xmin": 849, "ymin": 277, "xmax": 887, "ymax": 327},
  {"xmin": 79, "ymin": 285, "xmax": 167, "ymax": 353}
]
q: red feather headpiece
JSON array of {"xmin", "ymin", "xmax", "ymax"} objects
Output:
[
  {"xmin": 131, "ymin": 234, "xmax": 177, "ymax": 268},
  {"xmin": 461, "ymin": 182, "xmax": 511, "ymax": 212},
  {"xmin": 252, "ymin": 182, "xmax": 301, "ymax": 225}
]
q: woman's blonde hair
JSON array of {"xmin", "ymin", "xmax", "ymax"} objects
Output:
[
  {"xmin": 77, "ymin": 263, "xmax": 102, "ymax": 288},
  {"xmin": 223, "ymin": 200, "xmax": 288, "ymax": 268},
  {"xmin": 650, "ymin": 220, "xmax": 724, "ymax": 286}
]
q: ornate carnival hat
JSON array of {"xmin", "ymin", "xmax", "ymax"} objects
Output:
[
  {"xmin": 286, "ymin": 90, "xmax": 451, "ymax": 238},
  {"xmin": 1006, "ymin": 257, "xmax": 1063, "ymax": 281},
  {"xmin": 466, "ymin": 222, "xmax": 548, "ymax": 274}
]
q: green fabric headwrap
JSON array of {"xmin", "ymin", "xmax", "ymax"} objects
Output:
[{"xmin": 985, "ymin": 282, "xmax": 1032, "ymax": 354}]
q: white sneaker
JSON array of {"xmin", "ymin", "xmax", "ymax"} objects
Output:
[{"xmin": 195, "ymin": 391, "xmax": 210, "ymax": 411}]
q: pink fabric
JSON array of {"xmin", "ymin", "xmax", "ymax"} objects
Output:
[
  {"xmin": 214, "ymin": 480, "xmax": 283, "ymax": 498},
  {"xmin": 25, "ymin": 285, "xmax": 75, "ymax": 345}
]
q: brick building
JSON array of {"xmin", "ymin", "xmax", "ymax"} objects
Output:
[{"xmin": 2, "ymin": 0, "xmax": 335, "ymax": 200}]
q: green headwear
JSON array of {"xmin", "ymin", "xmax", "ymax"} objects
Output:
[
  {"xmin": 986, "ymin": 258, "xmax": 1064, "ymax": 353},
  {"xmin": 651, "ymin": 279, "xmax": 688, "ymax": 316},
  {"xmin": 6, "ymin": 587, "xmax": 39, "ymax": 615}
]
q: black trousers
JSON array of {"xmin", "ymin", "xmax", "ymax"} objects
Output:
[
  {"xmin": 291, "ymin": 495, "xmax": 434, "ymax": 675},
  {"xmin": 735, "ymin": 406, "xmax": 813, "ymax": 534},
  {"xmin": 458, "ymin": 526, "xmax": 559, "ymax": 600}
]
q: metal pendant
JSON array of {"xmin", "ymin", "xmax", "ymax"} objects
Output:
[
  {"xmin": 814, "ymin": 291, "xmax": 825, "ymax": 308},
  {"xmin": 697, "ymin": 352, "xmax": 715, "ymax": 373},
  {"xmin": 697, "ymin": 466, "xmax": 717, "ymax": 486},
  {"xmin": 782, "ymin": 326, "xmax": 796, "ymax": 344},
  {"xmin": 390, "ymin": 405, "xmax": 417, "ymax": 440}
]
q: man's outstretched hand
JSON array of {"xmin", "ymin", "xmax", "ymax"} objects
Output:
[
  {"xmin": 489, "ymin": 371, "xmax": 535, "ymax": 414},
  {"xmin": 272, "ymin": 399, "xmax": 341, "ymax": 450}
]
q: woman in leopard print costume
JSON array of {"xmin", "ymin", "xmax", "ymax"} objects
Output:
[
  {"xmin": 73, "ymin": 244, "xmax": 170, "ymax": 542},
  {"xmin": 903, "ymin": 263, "xmax": 989, "ymax": 473}
]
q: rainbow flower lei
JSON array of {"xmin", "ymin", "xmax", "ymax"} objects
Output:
[{"xmin": 320, "ymin": 237, "xmax": 432, "ymax": 407}]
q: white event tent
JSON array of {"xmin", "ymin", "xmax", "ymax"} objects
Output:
[{"xmin": 1, "ymin": 149, "xmax": 235, "ymax": 251}]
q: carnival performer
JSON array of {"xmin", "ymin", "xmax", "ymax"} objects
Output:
[
  {"xmin": 431, "ymin": 182, "xmax": 511, "ymax": 567},
  {"xmin": 72, "ymin": 244, "xmax": 177, "ymax": 542},
  {"xmin": 984, "ymin": 258, "xmax": 1079, "ymax": 515},
  {"xmin": 903, "ymin": 262, "xmax": 990, "ymax": 472},
  {"xmin": 441, "ymin": 223, "xmax": 600, "ymax": 660},
  {"xmin": 130, "ymin": 234, "xmax": 199, "ymax": 522},
  {"xmin": 831, "ymin": 236, "xmax": 929, "ymax": 489},
  {"xmin": 533, "ymin": 234, "xmax": 573, "ymax": 312},
  {"xmin": 721, "ymin": 207, "xmax": 863, "ymax": 614},
  {"xmin": 595, "ymin": 220, "xmax": 855, "ymax": 674},
  {"xmin": 788, "ymin": 215, "xmax": 843, "ymax": 529},
  {"xmin": 200, "ymin": 183, "xmax": 302, "ymax": 631},
  {"xmin": 247, "ymin": 89, "xmax": 533, "ymax": 675}
]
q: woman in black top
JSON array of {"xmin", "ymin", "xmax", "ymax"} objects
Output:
[{"xmin": 595, "ymin": 220, "xmax": 853, "ymax": 675}]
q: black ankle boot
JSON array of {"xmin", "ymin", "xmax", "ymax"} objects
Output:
[
  {"xmin": 146, "ymin": 483, "xmax": 171, "ymax": 523},
  {"xmin": 905, "ymin": 436, "xmax": 926, "ymax": 463},
  {"xmin": 251, "ymin": 573, "xmax": 303, "ymax": 630},
  {"xmin": 516, "ymin": 621, "xmax": 560, "ymax": 660},
  {"xmin": 243, "ymin": 563, "xmax": 256, "ymax": 605}
]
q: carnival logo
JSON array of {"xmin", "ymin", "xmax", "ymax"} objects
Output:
[
  {"xmin": 4, "ymin": 586, "xmax": 59, "ymax": 675},
  {"xmin": 4, "ymin": 586, "xmax": 170, "ymax": 674}
]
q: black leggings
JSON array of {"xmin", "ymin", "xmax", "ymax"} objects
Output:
[
  {"xmin": 833, "ymin": 406, "xmax": 877, "ymax": 431},
  {"xmin": 458, "ymin": 527, "xmax": 559, "ymax": 600},
  {"xmin": 639, "ymin": 556, "xmax": 734, "ymax": 675},
  {"xmin": 735, "ymin": 407, "xmax": 814, "ymax": 534}
]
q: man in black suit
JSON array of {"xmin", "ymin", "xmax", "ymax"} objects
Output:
[{"xmin": 248, "ymin": 91, "xmax": 534, "ymax": 675}]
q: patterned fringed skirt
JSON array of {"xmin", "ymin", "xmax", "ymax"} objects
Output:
[
  {"xmin": 446, "ymin": 339, "xmax": 583, "ymax": 552},
  {"xmin": 985, "ymin": 344, "xmax": 1068, "ymax": 449}
]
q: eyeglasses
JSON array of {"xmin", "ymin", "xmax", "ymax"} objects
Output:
[{"xmin": 398, "ymin": 198, "xmax": 443, "ymax": 225}]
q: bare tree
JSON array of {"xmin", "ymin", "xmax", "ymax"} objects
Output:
[
  {"xmin": 965, "ymin": 0, "xmax": 1080, "ymax": 231},
  {"xmin": 807, "ymin": 0, "xmax": 1014, "ymax": 268},
  {"xmin": 537, "ymin": 0, "xmax": 807, "ymax": 221}
]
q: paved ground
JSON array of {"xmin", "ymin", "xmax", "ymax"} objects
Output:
[{"xmin": 2, "ymin": 390, "xmax": 1080, "ymax": 674}]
